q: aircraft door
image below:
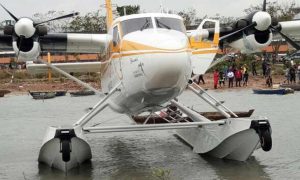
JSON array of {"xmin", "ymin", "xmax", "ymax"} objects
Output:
[{"xmin": 190, "ymin": 19, "xmax": 220, "ymax": 75}]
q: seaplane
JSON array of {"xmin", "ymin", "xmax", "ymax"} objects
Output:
[{"xmin": 1, "ymin": 0, "xmax": 300, "ymax": 171}]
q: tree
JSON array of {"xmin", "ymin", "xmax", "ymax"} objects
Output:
[
  {"xmin": 33, "ymin": 11, "xmax": 73, "ymax": 32},
  {"xmin": 177, "ymin": 8, "xmax": 196, "ymax": 26},
  {"xmin": 244, "ymin": 0, "xmax": 296, "ymax": 21},
  {"xmin": 117, "ymin": 5, "xmax": 140, "ymax": 16},
  {"xmin": 66, "ymin": 11, "xmax": 106, "ymax": 33}
]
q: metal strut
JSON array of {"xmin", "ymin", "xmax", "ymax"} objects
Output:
[
  {"xmin": 36, "ymin": 59, "xmax": 102, "ymax": 95},
  {"xmin": 83, "ymin": 120, "xmax": 226, "ymax": 133},
  {"xmin": 188, "ymin": 82, "xmax": 238, "ymax": 118},
  {"xmin": 74, "ymin": 82, "xmax": 121, "ymax": 127}
]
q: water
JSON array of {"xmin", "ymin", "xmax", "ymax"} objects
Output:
[{"xmin": 0, "ymin": 90, "xmax": 300, "ymax": 180}]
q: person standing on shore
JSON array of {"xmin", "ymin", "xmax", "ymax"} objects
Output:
[
  {"xmin": 284, "ymin": 67, "xmax": 290, "ymax": 84},
  {"xmin": 198, "ymin": 74, "xmax": 205, "ymax": 84},
  {"xmin": 227, "ymin": 69, "xmax": 234, "ymax": 88},
  {"xmin": 262, "ymin": 59, "xmax": 267, "ymax": 77},
  {"xmin": 297, "ymin": 64, "xmax": 300, "ymax": 82},
  {"xmin": 219, "ymin": 70, "xmax": 225, "ymax": 87},
  {"xmin": 213, "ymin": 69, "xmax": 219, "ymax": 89},
  {"xmin": 235, "ymin": 68, "xmax": 242, "ymax": 87},
  {"xmin": 266, "ymin": 64, "xmax": 273, "ymax": 87},
  {"xmin": 290, "ymin": 65, "xmax": 296, "ymax": 84},
  {"xmin": 243, "ymin": 70, "xmax": 249, "ymax": 86},
  {"xmin": 252, "ymin": 56, "xmax": 259, "ymax": 76}
]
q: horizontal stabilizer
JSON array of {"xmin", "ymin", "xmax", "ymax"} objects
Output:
[{"xmin": 27, "ymin": 62, "xmax": 104, "ymax": 74}]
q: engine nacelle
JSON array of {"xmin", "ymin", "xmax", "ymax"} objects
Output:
[
  {"xmin": 12, "ymin": 41, "xmax": 40, "ymax": 61},
  {"xmin": 228, "ymin": 30, "xmax": 272, "ymax": 54}
]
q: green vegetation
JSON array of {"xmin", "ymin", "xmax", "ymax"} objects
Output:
[
  {"xmin": 117, "ymin": 5, "xmax": 140, "ymax": 16},
  {"xmin": 152, "ymin": 168, "xmax": 171, "ymax": 180}
]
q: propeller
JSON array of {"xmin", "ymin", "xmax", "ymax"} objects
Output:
[
  {"xmin": 0, "ymin": 4, "xmax": 79, "ymax": 82},
  {"xmin": 34, "ymin": 12, "xmax": 79, "ymax": 26},
  {"xmin": 220, "ymin": 0, "xmax": 300, "ymax": 51},
  {"xmin": 271, "ymin": 26, "xmax": 300, "ymax": 50},
  {"xmin": 219, "ymin": 22, "xmax": 257, "ymax": 41},
  {"xmin": 262, "ymin": 0, "xmax": 267, "ymax": 12},
  {"xmin": 0, "ymin": 4, "xmax": 79, "ymax": 38}
]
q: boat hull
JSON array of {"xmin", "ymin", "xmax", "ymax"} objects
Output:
[{"xmin": 253, "ymin": 88, "xmax": 292, "ymax": 95}]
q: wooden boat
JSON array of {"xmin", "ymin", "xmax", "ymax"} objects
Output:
[
  {"xmin": 253, "ymin": 88, "xmax": 294, "ymax": 95},
  {"xmin": 132, "ymin": 109, "xmax": 255, "ymax": 124},
  {"xmin": 280, "ymin": 84, "xmax": 300, "ymax": 91},
  {"xmin": 0, "ymin": 90, "xmax": 11, "ymax": 94},
  {"xmin": 29, "ymin": 91, "xmax": 56, "ymax": 100},
  {"xmin": 70, "ymin": 90, "xmax": 95, "ymax": 97},
  {"xmin": 55, "ymin": 90, "xmax": 67, "ymax": 96}
]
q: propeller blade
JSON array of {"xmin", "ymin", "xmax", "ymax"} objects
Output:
[
  {"xmin": 271, "ymin": 26, "xmax": 300, "ymax": 50},
  {"xmin": 16, "ymin": 36, "xmax": 24, "ymax": 62},
  {"xmin": 34, "ymin": 12, "xmax": 79, "ymax": 26},
  {"xmin": 0, "ymin": 4, "xmax": 18, "ymax": 21},
  {"xmin": 263, "ymin": 0, "xmax": 267, "ymax": 11},
  {"xmin": 220, "ymin": 22, "xmax": 257, "ymax": 41}
]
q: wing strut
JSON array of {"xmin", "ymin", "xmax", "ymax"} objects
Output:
[{"xmin": 36, "ymin": 59, "xmax": 102, "ymax": 95}]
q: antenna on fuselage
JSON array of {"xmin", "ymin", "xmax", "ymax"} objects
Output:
[{"xmin": 160, "ymin": 0, "xmax": 164, "ymax": 13}]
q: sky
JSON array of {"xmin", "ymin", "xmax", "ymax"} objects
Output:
[{"xmin": 0, "ymin": 0, "xmax": 299, "ymax": 21}]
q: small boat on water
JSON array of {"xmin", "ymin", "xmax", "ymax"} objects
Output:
[
  {"xmin": 29, "ymin": 91, "xmax": 56, "ymax": 100},
  {"xmin": 70, "ymin": 90, "xmax": 95, "ymax": 97},
  {"xmin": 253, "ymin": 88, "xmax": 294, "ymax": 95},
  {"xmin": 55, "ymin": 90, "xmax": 67, "ymax": 97},
  {"xmin": 133, "ymin": 109, "xmax": 255, "ymax": 124},
  {"xmin": 0, "ymin": 90, "xmax": 11, "ymax": 98},
  {"xmin": 280, "ymin": 83, "xmax": 300, "ymax": 91}
]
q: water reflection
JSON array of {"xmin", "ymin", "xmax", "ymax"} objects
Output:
[
  {"xmin": 38, "ymin": 161, "xmax": 93, "ymax": 180},
  {"xmin": 202, "ymin": 155, "xmax": 271, "ymax": 180},
  {"xmin": 96, "ymin": 137, "xmax": 153, "ymax": 179}
]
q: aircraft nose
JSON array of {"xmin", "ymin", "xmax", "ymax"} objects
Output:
[
  {"xmin": 143, "ymin": 51, "xmax": 191, "ymax": 91},
  {"xmin": 154, "ymin": 31, "xmax": 188, "ymax": 50}
]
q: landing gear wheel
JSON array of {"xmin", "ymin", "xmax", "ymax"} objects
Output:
[
  {"xmin": 260, "ymin": 130, "xmax": 272, "ymax": 151},
  {"xmin": 61, "ymin": 140, "xmax": 71, "ymax": 162}
]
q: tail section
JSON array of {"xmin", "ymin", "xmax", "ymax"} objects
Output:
[
  {"xmin": 105, "ymin": 0, "xmax": 113, "ymax": 30},
  {"xmin": 189, "ymin": 19, "xmax": 220, "ymax": 74}
]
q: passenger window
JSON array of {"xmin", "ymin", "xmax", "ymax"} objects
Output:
[{"xmin": 113, "ymin": 26, "xmax": 120, "ymax": 46}]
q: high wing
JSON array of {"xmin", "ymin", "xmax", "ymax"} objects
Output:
[
  {"xmin": 0, "ymin": 32, "xmax": 111, "ymax": 61},
  {"xmin": 39, "ymin": 33, "xmax": 111, "ymax": 54}
]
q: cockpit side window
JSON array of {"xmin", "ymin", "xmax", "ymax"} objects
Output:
[
  {"xmin": 155, "ymin": 17, "xmax": 186, "ymax": 33},
  {"xmin": 113, "ymin": 26, "xmax": 120, "ymax": 46},
  {"xmin": 121, "ymin": 17, "xmax": 153, "ymax": 37}
]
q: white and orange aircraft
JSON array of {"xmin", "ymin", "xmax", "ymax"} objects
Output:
[{"xmin": 1, "ymin": 0, "xmax": 300, "ymax": 171}]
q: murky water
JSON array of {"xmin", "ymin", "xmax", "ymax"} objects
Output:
[{"xmin": 0, "ymin": 90, "xmax": 300, "ymax": 180}]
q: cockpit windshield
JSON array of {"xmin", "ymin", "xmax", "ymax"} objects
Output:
[
  {"xmin": 121, "ymin": 17, "xmax": 153, "ymax": 36},
  {"xmin": 155, "ymin": 17, "xmax": 186, "ymax": 33}
]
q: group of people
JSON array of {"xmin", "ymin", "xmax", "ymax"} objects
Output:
[
  {"xmin": 213, "ymin": 65, "xmax": 249, "ymax": 89},
  {"xmin": 284, "ymin": 64, "xmax": 300, "ymax": 84}
]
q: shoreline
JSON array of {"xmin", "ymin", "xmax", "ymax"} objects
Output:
[{"xmin": 0, "ymin": 73, "xmax": 294, "ymax": 96}]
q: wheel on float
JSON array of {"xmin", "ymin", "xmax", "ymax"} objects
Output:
[
  {"xmin": 260, "ymin": 130, "xmax": 272, "ymax": 151},
  {"xmin": 61, "ymin": 140, "xmax": 71, "ymax": 162}
]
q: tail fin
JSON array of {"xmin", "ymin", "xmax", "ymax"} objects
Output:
[
  {"xmin": 189, "ymin": 19, "xmax": 220, "ymax": 74},
  {"xmin": 105, "ymin": 0, "xmax": 113, "ymax": 30}
]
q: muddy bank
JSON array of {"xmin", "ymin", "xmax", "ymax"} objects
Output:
[{"xmin": 0, "ymin": 73, "xmax": 292, "ymax": 95}]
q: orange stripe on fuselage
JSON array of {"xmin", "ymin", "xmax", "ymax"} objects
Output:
[
  {"xmin": 120, "ymin": 40, "xmax": 188, "ymax": 52},
  {"xmin": 192, "ymin": 50, "xmax": 218, "ymax": 55},
  {"xmin": 111, "ymin": 49, "xmax": 190, "ymax": 59}
]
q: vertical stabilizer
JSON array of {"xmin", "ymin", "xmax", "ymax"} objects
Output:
[{"xmin": 105, "ymin": 0, "xmax": 113, "ymax": 30}]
